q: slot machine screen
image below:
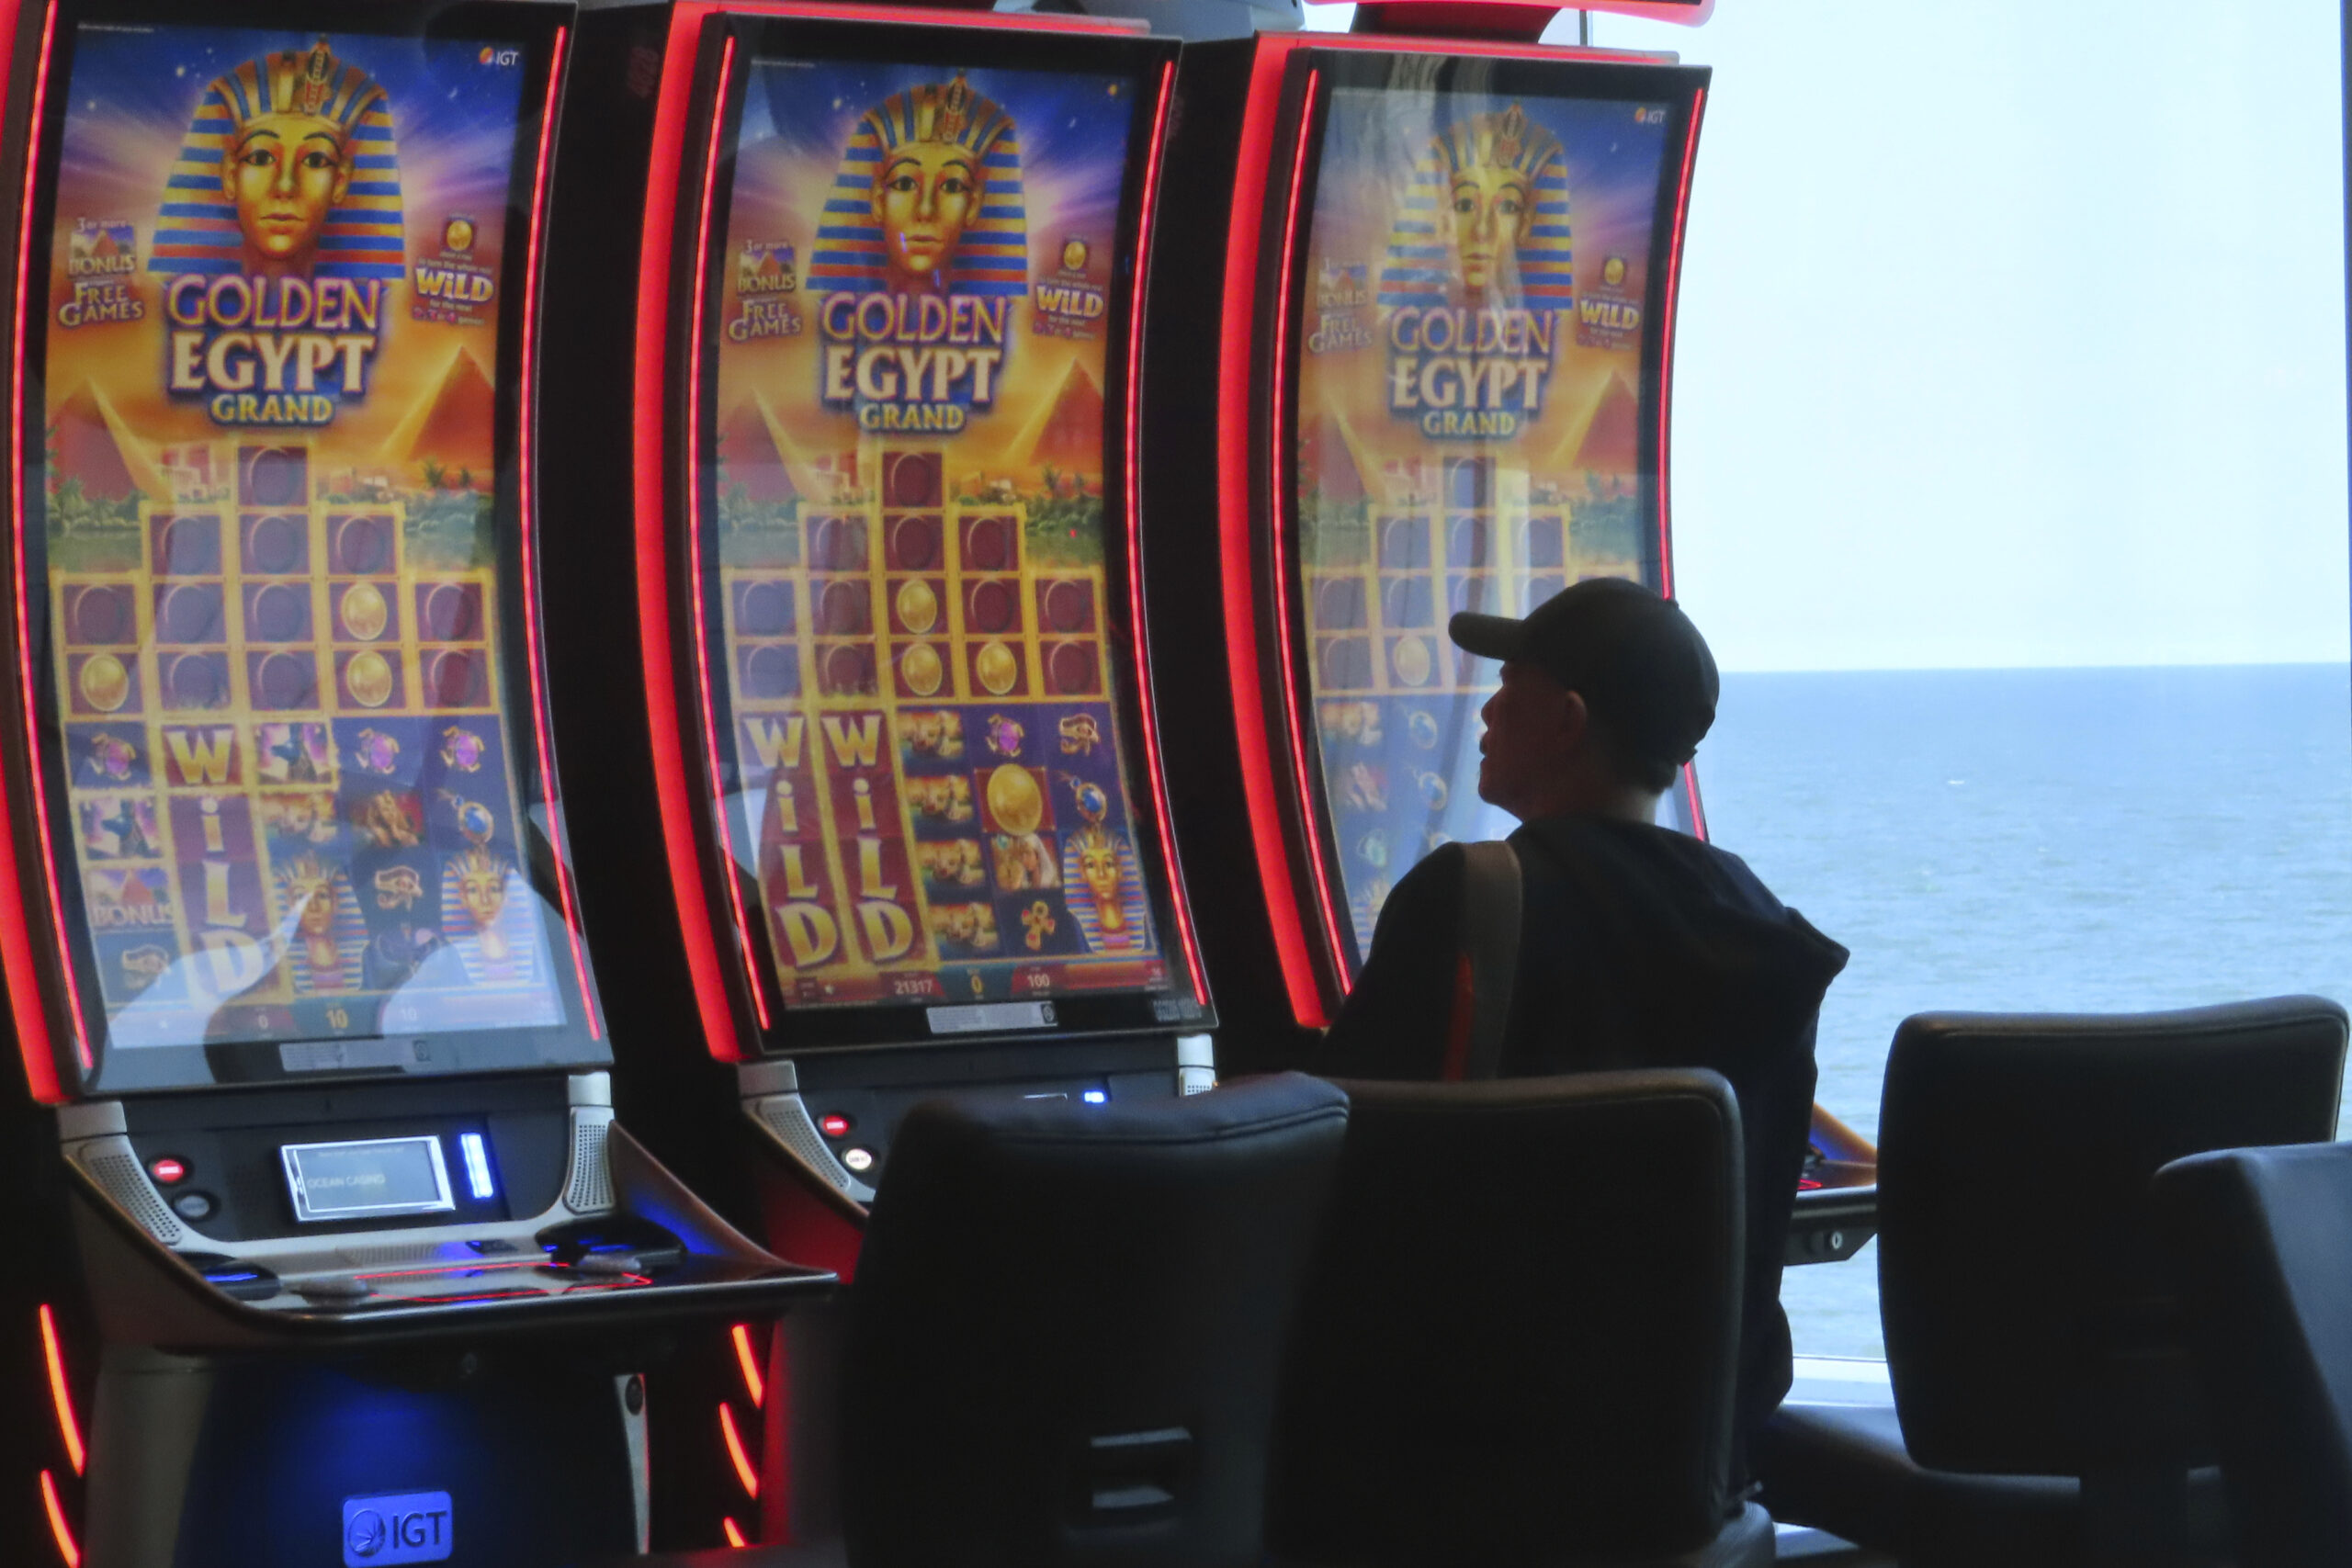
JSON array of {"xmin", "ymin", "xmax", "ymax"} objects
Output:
[
  {"xmin": 691, "ymin": 32, "xmax": 1196, "ymax": 1041},
  {"xmin": 20, "ymin": 16, "xmax": 598, "ymax": 1089},
  {"xmin": 1290, "ymin": 62, "xmax": 1695, "ymax": 961}
]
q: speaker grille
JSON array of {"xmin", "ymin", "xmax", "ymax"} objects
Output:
[
  {"xmin": 752, "ymin": 1094, "xmax": 869, "ymax": 1201},
  {"xmin": 566, "ymin": 1117, "xmax": 613, "ymax": 1213},
  {"xmin": 86, "ymin": 1149, "xmax": 184, "ymax": 1244}
]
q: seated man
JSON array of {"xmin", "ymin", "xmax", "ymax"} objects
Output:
[{"xmin": 1313, "ymin": 577, "xmax": 1849, "ymax": 1471}]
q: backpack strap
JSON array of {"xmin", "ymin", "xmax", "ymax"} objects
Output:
[{"xmin": 1456, "ymin": 839, "xmax": 1523, "ymax": 1080}]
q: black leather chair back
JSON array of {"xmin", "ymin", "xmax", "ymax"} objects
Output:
[
  {"xmin": 1877, "ymin": 998, "xmax": 2346, "ymax": 1477},
  {"xmin": 2157, "ymin": 1141, "xmax": 2352, "ymax": 1568},
  {"xmin": 1270, "ymin": 1070, "xmax": 1746, "ymax": 1566},
  {"xmin": 840, "ymin": 1073, "xmax": 1349, "ymax": 1568}
]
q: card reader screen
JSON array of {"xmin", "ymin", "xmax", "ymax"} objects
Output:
[{"xmin": 281, "ymin": 1135, "xmax": 454, "ymax": 1224}]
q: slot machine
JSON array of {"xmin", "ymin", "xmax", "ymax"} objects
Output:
[
  {"xmin": 0, "ymin": 5, "xmax": 832, "ymax": 1564},
  {"xmin": 538, "ymin": 1, "xmax": 1207, "ymax": 1548},
  {"xmin": 1145, "ymin": 0, "xmax": 1879, "ymax": 1257}
]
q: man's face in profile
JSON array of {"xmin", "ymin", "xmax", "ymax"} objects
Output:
[
  {"xmin": 229, "ymin": 111, "xmax": 350, "ymax": 277},
  {"xmin": 874, "ymin": 142, "xmax": 980, "ymax": 284},
  {"xmin": 1477, "ymin": 660, "xmax": 1576, "ymax": 818},
  {"xmin": 1450, "ymin": 165, "xmax": 1529, "ymax": 294}
]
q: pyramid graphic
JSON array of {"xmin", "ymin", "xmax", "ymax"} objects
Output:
[
  {"xmin": 1564, "ymin": 373, "xmax": 1640, "ymax": 477},
  {"xmin": 383, "ymin": 347, "xmax": 496, "ymax": 483},
  {"xmin": 718, "ymin": 391, "xmax": 801, "ymax": 505},
  {"xmin": 1300, "ymin": 406, "xmax": 1371, "ymax": 505},
  {"xmin": 1017, "ymin": 360, "xmax": 1104, "ymax": 480},
  {"xmin": 51, "ymin": 381, "xmax": 164, "ymax": 502}
]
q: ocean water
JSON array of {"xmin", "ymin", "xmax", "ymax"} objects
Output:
[{"xmin": 1698, "ymin": 665, "xmax": 2352, "ymax": 1359}]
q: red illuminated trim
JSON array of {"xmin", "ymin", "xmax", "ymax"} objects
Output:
[
  {"xmin": 6, "ymin": 0, "xmax": 85, "ymax": 1090},
  {"xmin": 634, "ymin": 5, "xmax": 748, "ymax": 1063},
  {"xmin": 681, "ymin": 36, "xmax": 772, "ymax": 1033},
  {"xmin": 1656, "ymin": 85, "xmax": 1703, "ymax": 602},
  {"xmin": 1122, "ymin": 62, "xmax": 1204, "ymax": 1001},
  {"xmin": 730, "ymin": 1322, "xmax": 766, "ymax": 1406},
  {"xmin": 515, "ymin": 27, "xmax": 602, "ymax": 1037},
  {"xmin": 1266, "ymin": 69, "xmax": 1354, "ymax": 985},
  {"xmin": 40, "ymin": 1469, "xmax": 77, "ymax": 1567},
  {"xmin": 703, "ymin": 0, "xmax": 1141, "ymax": 31},
  {"xmin": 1679, "ymin": 763, "xmax": 1708, "ymax": 841},
  {"xmin": 722, "ymin": 1517, "xmax": 749, "ymax": 1549},
  {"xmin": 719, "ymin": 1400, "xmax": 760, "ymax": 1496},
  {"xmin": 38, "ymin": 1305, "xmax": 81, "ymax": 1475},
  {"xmin": 1219, "ymin": 39, "xmax": 1327, "ymax": 1029}
]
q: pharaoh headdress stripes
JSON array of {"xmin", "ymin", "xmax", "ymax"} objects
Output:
[
  {"xmin": 1379, "ymin": 103, "xmax": 1571, "ymax": 310},
  {"xmin": 808, "ymin": 73, "xmax": 1028, "ymax": 298},
  {"xmin": 150, "ymin": 34, "xmax": 404, "ymax": 280},
  {"xmin": 1059, "ymin": 831, "xmax": 1152, "ymax": 954},
  {"xmin": 274, "ymin": 862, "xmax": 368, "ymax": 995}
]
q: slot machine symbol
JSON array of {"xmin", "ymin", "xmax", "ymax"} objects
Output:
[
  {"xmin": 883, "ymin": 451, "xmax": 942, "ymax": 509},
  {"xmin": 160, "ymin": 653, "xmax": 231, "ymax": 710},
  {"xmin": 249, "ymin": 650, "xmax": 318, "ymax": 711},
  {"xmin": 242, "ymin": 514, "xmax": 309, "ymax": 574},
  {"xmin": 424, "ymin": 650, "xmax": 487, "ymax": 707},
  {"xmin": 336, "ymin": 581, "xmax": 391, "ymax": 642},
  {"xmin": 339, "ymin": 649, "xmax": 399, "ymax": 709},
  {"xmin": 152, "ymin": 515, "xmax": 221, "ymax": 577},
  {"xmin": 332, "ymin": 514, "xmax": 395, "ymax": 575},
  {"xmin": 63, "ymin": 585, "xmax": 135, "ymax": 646},
  {"xmin": 896, "ymin": 643, "xmax": 945, "ymax": 698},
  {"xmin": 154, "ymin": 583, "xmax": 225, "ymax": 645},
  {"xmin": 735, "ymin": 581, "xmax": 793, "ymax": 637},
  {"xmin": 1037, "ymin": 581, "xmax": 1093, "ymax": 635},
  {"xmin": 246, "ymin": 582, "xmax": 311, "ymax": 642},
  {"xmin": 971, "ymin": 640, "xmax": 1021, "ymax": 698},
  {"xmin": 810, "ymin": 517, "xmax": 868, "ymax": 572},
  {"xmin": 74, "ymin": 653, "xmax": 134, "ymax": 714},
  {"xmin": 961, "ymin": 516, "xmax": 1014, "ymax": 572},
  {"xmin": 888, "ymin": 515, "xmax": 941, "ymax": 571},
  {"xmin": 816, "ymin": 581, "xmax": 871, "ymax": 637},
  {"xmin": 964, "ymin": 579, "xmax": 1018, "ymax": 637},
  {"xmin": 739, "ymin": 645, "xmax": 799, "ymax": 699},
  {"xmin": 893, "ymin": 580, "xmax": 941, "ymax": 637},
  {"xmin": 418, "ymin": 583, "xmax": 482, "ymax": 641},
  {"xmin": 239, "ymin": 446, "xmax": 306, "ymax": 508}
]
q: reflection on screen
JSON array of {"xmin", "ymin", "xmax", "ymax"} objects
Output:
[
  {"xmin": 702, "ymin": 57, "xmax": 1172, "ymax": 1012},
  {"xmin": 1297, "ymin": 84, "xmax": 1674, "ymax": 958},
  {"xmin": 38, "ymin": 26, "xmax": 567, "ymax": 1055}
]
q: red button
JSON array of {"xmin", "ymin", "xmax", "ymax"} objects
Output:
[
  {"xmin": 819, "ymin": 1114, "xmax": 851, "ymax": 1138},
  {"xmin": 151, "ymin": 1157, "xmax": 187, "ymax": 1185}
]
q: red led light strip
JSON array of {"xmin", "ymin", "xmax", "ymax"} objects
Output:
[
  {"xmin": 1266, "ymin": 70, "xmax": 1353, "ymax": 984},
  {"xmin": 1121, "ymin": 61, "xmax": 1204, "ymax": 1001},
  {"xmin": 681, "ymin": 36, "xmax": 771, "ymax": 1032},
  {"xmin": 6, "ymin": 0, "xmax": 87, "ymax": 1089},
  {"xmin": 719, "ymin": 1400, "xmax": 760, "ymax": 1496},
  {"xmin": 38, "ymin": 1305, "xmax": 81, "ymax": 1475},
  {"xmin": 40, "ymin": 1469, "xmax": 77, "ymax": 1566},
  {"xmin": 1655, "ymin": 85, "xmax": 1703, "ymax": 603},
  {"xmin": 722, "ymin": 1517, "xmax": 749, "ymax": 1549},
  {"xmin": 730, "ymin": 1322, "xmax": 766, "ymax": 1406},
  {"xmin": 632, "ymin": 5, "xmax": 747, "ymax": 1063},
  {"xmin": 1216, "ymin": 40, "xmax": 1326, "ymax": 1028},
  {"xmin": 514, "ymin": 26, "xmax": 602, "ymax": 1036}
]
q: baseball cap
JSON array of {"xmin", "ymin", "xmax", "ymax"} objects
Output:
[{"xmin": 1449, "ymin": 578, "xmax": 1719, "ymax": 769}]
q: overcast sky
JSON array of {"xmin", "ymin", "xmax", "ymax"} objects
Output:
[{"xmin": 1304, "ymin": 2, "xmax": 2348, "ymax": 671}]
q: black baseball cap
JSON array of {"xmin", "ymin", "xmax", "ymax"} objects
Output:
[{"xmin": 1449, "ymin": 578, "xmax": 1719, "ymax": 769}]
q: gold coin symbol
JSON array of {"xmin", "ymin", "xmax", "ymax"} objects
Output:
[
  {"xmin": 976, "ymin": 639, "xmax": 1018, "ymax": 696},
  {"xmin": 341, "ymin": 581, "xmax": 389, "ymax": 641},
  {"xmin": 346, "ymin": 650, "xmax": 394, "ymax": 709},
  {"xmin": 1393, "ymin": 635, "xmax": 1433, "ymax": 688},
  {"xmin": 902, "ymin": 642, "xmax": 944, "ymax": 696},
  {"xmin": 895, "ymin": 579, "xmax": 939, "ymax": 635},
  {"xmin": 987, "ymin": 764, "xmax": 1044, "ymax": 836},
  {"xmin": 79, "ymin": 654, "xmax": 129, "ymax": 713}
]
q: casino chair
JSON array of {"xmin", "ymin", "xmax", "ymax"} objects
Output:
[
  {"xmin": 2155, "ymin": 1140, "xmax": 2352, "ymax": 1568},
  {"xmin": 1268, "ymin": 1070, "xmax": 1774, "ymax": 1568},
  {"xmin": 594, "ymin": 1072, "xmax": 1349, "ymax": 1568},
  {"xmin": 1754, "ymin": 997, "xmax": 2349, "ymax": 1568}
]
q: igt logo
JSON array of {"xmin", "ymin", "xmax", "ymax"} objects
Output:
[{"xmin": 342, "ymin": 1491, "xmax": 454, "ymax": 1565}]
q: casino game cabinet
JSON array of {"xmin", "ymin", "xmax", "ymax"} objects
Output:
[
  {"xmin": 0, "ymin": 6, "xmax": 834, "ymax": 1564},
  {"xmin": 539, "ymin": 4, "xmax": 1207, "ymax": 1551},
  {"xmin": 1141, "ymin": 0, "xmax": 1880, "ymax": 1261}
]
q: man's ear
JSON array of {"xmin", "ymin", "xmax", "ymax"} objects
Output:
[{"xmin": 1554, "ymin": 686, "xmax": 1591, "ymax": 752}]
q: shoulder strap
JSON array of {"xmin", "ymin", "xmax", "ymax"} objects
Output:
[{"xmin": 1456, "ymin": 839, "xmax": 1523, "ymax": 1080}]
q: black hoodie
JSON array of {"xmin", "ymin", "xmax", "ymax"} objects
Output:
[{"xmin": 1313, "ymin": 815, "xmax": 1850, "ymax": 1472}]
